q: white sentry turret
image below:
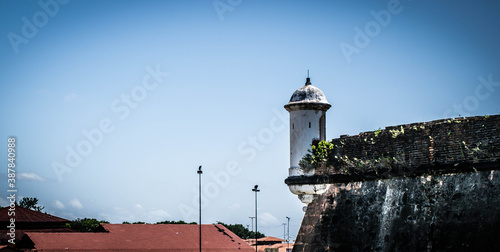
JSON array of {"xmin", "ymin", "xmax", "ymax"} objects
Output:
[{"xmin": 284, "ymin": 75, "xmax": 331, "ymax": 208}]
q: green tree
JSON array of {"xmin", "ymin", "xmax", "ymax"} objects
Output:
[
  {"xmin": 156, "ymin": 220, "xmax": 196, "ymax": 224},
  {"xmin": 216, "ymin": 222, "xmax": 265, "ymax": 239},
  {"xmin": 18, "ymin": 197, "xmax": 44, "ymax": 212},
  {"xmin": 67, "ymin": 218, "xmax": 109, "ymax": 232}
]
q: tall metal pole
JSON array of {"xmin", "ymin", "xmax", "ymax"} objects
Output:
[
  {"xmin": 282, "ymin": 223, "xmax": 286, "ymax": 241},
  {"xmin": 197, "ymin": 166, "xmax": 203, "ymax": 252},
  {"xmin": 286, "ymin": 216, "xmax": 290, "ymax": 249},
  {"xmin": 249, "ymin": 217, "xmax": 255, "ymax": 233},
  {"xmin": 252, "ymin": 185, "xmax": 260, "ymax": 252}
]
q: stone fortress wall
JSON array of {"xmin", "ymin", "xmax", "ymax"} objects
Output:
[{"xmin": 288, "ymin": 115, "xmax": 500, "ymax": 251}]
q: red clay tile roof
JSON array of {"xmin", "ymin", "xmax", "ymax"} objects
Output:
[
  {"xmin": 0, "ymin": 245, "xmax": 18, "ymax": 252},
  {"xmin": 267, "ymin": 243, "xmax": 295, "ymax": 252},
  {"xmin": 0, "ymin": 207, "xmax": 69, "ymax": 223},
  {"xmin": 22, "ymin": 224, "xmax": 254, "ymax": 251},
  {"xmin": 257, "ymin": 236, "xmax": 286, "ymax": 242},
  {"xmin": 1, "ymin": 228, "xmax": 75, "ymax": 244}
]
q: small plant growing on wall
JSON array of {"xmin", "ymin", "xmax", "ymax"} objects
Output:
[
  {"xmin": 299, "ymin": 140, "xmax": 410, "ymax": 176},
  {"xmin": 299, "ymin": 140, "xmax": 335, "ymax": 173}
]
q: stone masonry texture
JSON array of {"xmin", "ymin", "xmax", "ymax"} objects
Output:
[{"xmin": 292, "ymin": 115, "xmax": 500, "ymax": 252}]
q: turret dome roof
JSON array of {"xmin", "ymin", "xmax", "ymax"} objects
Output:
[
  {"xmin": 287, "ymin": 77, "xmax": 329, "ymax": 104},
  {"xmin": 284, "ymin": 77, "xmax": 331, "ymax": 111}
]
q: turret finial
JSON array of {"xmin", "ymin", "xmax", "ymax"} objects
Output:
[{"xmin": 305, "ymin": 70, "xmax": 311, "ymax": 86}]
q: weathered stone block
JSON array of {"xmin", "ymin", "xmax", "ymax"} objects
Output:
[{"xmin": 290, "ymin": 115, "xmax": 500, "ymax": 251}]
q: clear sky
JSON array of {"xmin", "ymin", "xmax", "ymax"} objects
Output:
[{"xmin": 1, "ymin": 0, "xmax": 499, "ymax": 240}]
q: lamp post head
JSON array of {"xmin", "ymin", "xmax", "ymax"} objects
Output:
[
  {"xmin": 197, "ymin": 166, "xmax": 203, "ymax": 174},
  {"xmin": 252, "ymin": 185, "xmax": 260, "ymax": 192}
]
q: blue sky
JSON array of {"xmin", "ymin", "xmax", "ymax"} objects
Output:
[{"xmin": 1, "ymin": 0, "xmax": 499, "ymax": 240}]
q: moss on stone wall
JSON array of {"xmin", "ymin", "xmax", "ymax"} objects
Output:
[
  {"xmin": 298, "ymin": 115, "xmax": 500, "ymax": 180},
  {"xmin": 291, "ymin": 115, "xmax": 500, "ymax": 252}
]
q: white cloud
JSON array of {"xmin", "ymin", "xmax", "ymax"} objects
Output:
[
  {"xmin": 64, "ymin": 92, "xmax": 78, "ymax": 102},
  {"xmin": 0, "ymin": 197, "xmax": 8, "ymax": 207},
  {"xmin": 134, "ymin": 204, "xmax": 143, "ymax": 209},
  {"xmin": 59, "ymin": 212, "xmax": 77, "ymax": 220},
  {"xmin": 149, "ymin": 209, "xmax": 170, "ymax": 219},
  {"xmin": 98, "ymin": 212, "xmax": 111, "ymax": 221},
  {"xmin": 110, "ymin": 206, "xmax": 135, "ymax": 223},
  {"xmin": 53, "ymin": 200, "xmax": 65, "ymax": 209},
  {"xmin": 259, "ymin": 212, "xmax": 280, "ymax": 226},
  {"xmin": 228, "ymin": 203, "xmax": 241, "ymax": 210},
  {"xmin": 69, "ymin": 198, "xmax": 83, "ymax": 209},
  {"xmin": 18, "ymin": 172, "xmax": 45, "ymax": 181}
]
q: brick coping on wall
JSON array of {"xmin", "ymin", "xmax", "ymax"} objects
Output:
[{"xmin": 285, "ymin": 114, "xmax": 500, "ymax": 185}]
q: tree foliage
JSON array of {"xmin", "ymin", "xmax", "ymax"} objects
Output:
[
  {"xmin": 67, "ymin": 218, "xmax": 109, "ymax": 232},
  {"xmin": 120, "ymin": 220, "xmax": 197, "ymax": 224},
  {"xmin": 18, "ymin": 197, "xmax": 44, "ymax": 212},
  {"xmin": 156, "ymin": 220, "xmax": 196, "ymax": 224},
  {"xmin": 216, "ymin": 222, "xmax": 265, "ymax": 239}
]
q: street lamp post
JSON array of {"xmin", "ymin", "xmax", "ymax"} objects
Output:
[
  {"xmin": 286, "ymin": 216, "xmax": 290, "ymax": 250},
  {"xmin": 252, "ymin": 185, "xmax": 260, "ymax": 252},
  {"xmin": 197, "ymin": 166, "xmax": 203, "ymax": 252},
  {"xmin": 282, "ymin": 223, "xmax": 286, "ymax": 241},
  {"xmin": 249, "ymin": 217, "xmax": 255, "ymax": 233}
]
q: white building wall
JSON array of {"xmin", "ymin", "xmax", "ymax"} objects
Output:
[{"xmin": 289, "ymin": 109, "xmax": 326, "ymax": 171}]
